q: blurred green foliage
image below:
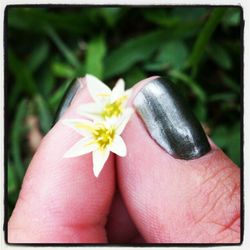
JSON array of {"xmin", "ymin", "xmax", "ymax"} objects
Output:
[{"xmin": 6, "ymin": 6, "xmax": 242, "ymax": 218}]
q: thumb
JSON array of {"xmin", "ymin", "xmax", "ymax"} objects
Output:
[
  {"xmin": 117, "ymin": 77, "xmax": 240, "ymax": 243},
  {"xmin": 8, "ymin": 78, "xmax": 115, "ymax": 243}
]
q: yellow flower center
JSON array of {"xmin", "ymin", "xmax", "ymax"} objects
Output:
[
  {"xmin": 92, "ymin": 124, "xmax": 115, "ymax": 151},
  {"xmin": 101, "ymin": 96, "xmax": 127, "ymax": 119}
]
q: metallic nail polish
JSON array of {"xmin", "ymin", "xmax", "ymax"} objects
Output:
[
  {"xmin": 53, "ymin": 78, "xmax": 85, "ymax": 124},
  {"xmin": 133, "ymin": 77, "xmax": 211, "ymax": 160}
]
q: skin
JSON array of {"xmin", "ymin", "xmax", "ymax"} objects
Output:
[{"xmin": 8, "ymin": 77, "xmax": 240, "ymax": 243}]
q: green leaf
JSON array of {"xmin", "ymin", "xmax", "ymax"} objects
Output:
[
  {"xmin": 52, "ymin": 62, "xmax": 76, "ymax": 78},
  {"xmin": 207, "ymin": 43, "xmax": 232, "ymax": 70},
  {"xmin": 227, "ymin": 123, "xmax": 241, "ymax": 166},
  {"xmin": 39, "ymin": 69, "xmax": 55, "ymax": 96},
  {"xmin": 193, "ymin": 101, "xmax": 207, "ymax": 122},
  {"xmin": 211, "ymin": 125, "xmax": 228, "ymax": 148},
  {"xmin": 211, "ymin": 123, "xmax": 240, "ymax": 166},
  {"xmin": 169, "ymin": 69, "xmax": 206, "ymax": 102},
  {"xmin": 187, "ymin": 8, "xmax": 227, "ymax": 75},
  {"xmin": 86, "ymin": 36, "xmax": 107, "ymax": 79},
  {"xmin": 100, "ymin": 8, "xmax": 123, "ymax": 27},
  {"xmin": 221, "ymin": 73, "xmax": 240, "ymax": 93},
  {"xmin": 124, "ymin": 67, "xmax": 146, "ymax": 88},
  {"xmin": 143, "ymin": 7, "xmax": 207, "ymax": 27},
  {"xmin": 28, "ymin": 41, "xmax": 49, "ymax": 72},
  {"xmin": 35, "ymin": 95, "xmax": 53, "ymax": 133},
  {"xmin": 7, "ymin": 8, "xmax": 47, "ymax": 32},
  {"xmin": 7, "ymin": 8, "xmax": 93, "ymax": 34},
  {"xmin": 8, "ymin": 49, "xmax": 37, "ymax": 96},
  {"xmin": 104, "ymin": 30, "xmax": 169, "ymax": 79},
  {"xmin": 10, "ymin": 100, "xmax": 27, "ymax": 182},
  {"xmin": 222, "ymin": 7, "xmax": 241, "ymax": 27},
  {"xmin": 45, "ymin": 26, "xmax": 80, "ymax": 68},
  {"xmin": 143, "ymin": 9, "xmax": 180, "ymax": 27},
  {"xmin": 156, "ymin": 40, "xmax": 188, "ymax": 69},
  {"xmin": 143, "ymin": 62, "xmax": 168, "ymax": 72},
  {"xmin": 171, "ymin": 7, "xmax": 207, "ymax": 22},
  {"xmin": 49, "ymin": 79, "xmax": 73, "ymax": 110},
  {"xmin": 209, "ymin": 93, "xmax": 236, "ymax": 102},
  {"xmin": 8, "ymin": 163, "xmax": 17, "ymax": 194},
  {"xmin": 8, "ymin": 161, "xmax": 20, "ymax": 212},
  {"xmin": 8, "ymin": 83, "xmax": 21, "ymax": 113},
  {"xmin": 7, "ymin": 159, "xmax": 22, "ymax": 218}
]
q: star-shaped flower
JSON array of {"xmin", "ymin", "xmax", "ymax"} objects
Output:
[
  {"xmin": 62, "ymin": 111, "xmax": 132, "ymax": 177},
  {"xmin": 78, "ymin": 74, "xmax": 132, "ymax": 121}
]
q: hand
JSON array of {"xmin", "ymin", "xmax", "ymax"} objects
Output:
[{"xmin": 8, "ymin": 77, "xmax": 240, "ymax": 243}]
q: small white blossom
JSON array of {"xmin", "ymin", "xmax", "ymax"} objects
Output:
[
  {"xmin": 62, "ymin": 110, "xmax": 133, "ymax": 177},
  {"xmin": 78, "ymin": 74, "xmax": 132, "ymax": 121}
]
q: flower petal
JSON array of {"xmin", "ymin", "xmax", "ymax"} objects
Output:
[
  {"xmin": 124, "ymin": 88, "xmax": 132, "ymax": 97},
  {"xmin": 119, "ymin": 88, "xmax": 133, "ymax": 108},
  {"xmin": 64, "ymin": 137, "xmax": 97, "ymax": 158},
  {"xmin": 110, "ymin": 78, "xmax": 125, "ymax": 102},
  {"xmin": 92, "ymin": 149, "xmax": 110, "ymax": 177},
  {"xmin": 110, "ymin": 135, "xmax": 127, "ymax": 157},
  {"xmin": 62, "ymin": 119, "xmax": 94, "ymax": 136},
  {"xmin": 77, "ymin": 103, "xmax": 103, "ymax": 120},
  {"xmin": 116, "ymin": 108, "xmax": 134, "ymax": 135},
  {"xmin": 123, "ymin": 88, "xmax": 132, "ymax": 103},
  {"xmin": 86, "ymin": 74, "xmax": 111, "ymax": 102}
]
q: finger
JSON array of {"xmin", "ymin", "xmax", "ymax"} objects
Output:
[
  {"xmin": 8, "ymin": 78, "xmax": 115, "ymax": 243},
  {"xmin": 106, "ymin": 190, "xmax": 143, "ymax": 243},
  {"xmin": 117, "ymin": 77, "xmax": 240, "ymax": 243}
]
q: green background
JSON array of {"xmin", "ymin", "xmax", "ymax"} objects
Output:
[{"xmin": 6, "ymin": 6, "xmax": 242, "ymax": 218}]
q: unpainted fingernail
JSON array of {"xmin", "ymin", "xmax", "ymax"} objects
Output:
[
  {"xmin": 53, "ymin": 78, "xmax": 85, "ymax": 124},
  {"xmin": 133, "ymin": 77, "xmax": 211, "ymax": 160}
]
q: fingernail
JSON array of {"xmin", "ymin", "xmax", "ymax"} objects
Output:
[
  {"xmin": 53, "ymin": 78, "xmax": 85, "ymax": 124},
  {"xmin": 133, "ymin": 77, "xmax": 211, "ymax": 160}
]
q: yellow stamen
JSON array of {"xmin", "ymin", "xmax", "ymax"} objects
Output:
[
  {"xmin": 75, "ymin": 123, "xmax": 95, "ymax": 133},
  {"xmin": 97, "ymin": 93, "xmax": 111, "ymax": 97},
  {"xmin": 101, "ymin": 96, "xmax": 127, "ymax": 119},
  {"xmin": 92, "ymin": 123, "xmax": 115, "ymax": 151}
]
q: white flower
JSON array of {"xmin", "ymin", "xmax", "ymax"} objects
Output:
[
  {"xmin": 62, "ymin": 110, "xmax": 132, "ymax": 177},
  {"xmin": 78, "ymin": 74, "xmax": 132, "ymax": 121}
]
